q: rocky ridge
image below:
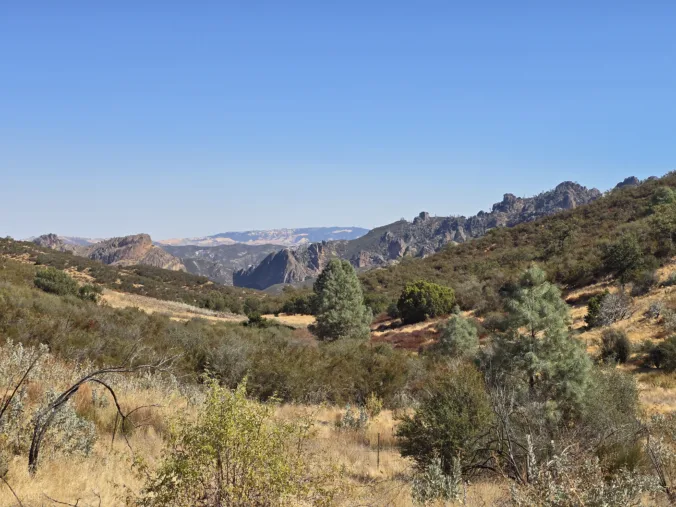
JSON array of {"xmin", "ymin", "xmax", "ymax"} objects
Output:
[
  {"xmin": 33, "ymin": 233, "xmax": 186, "ymax": 272},
  {"xmin": 233, "ymin": 181, "xmax": 603, "ymax": 290}
]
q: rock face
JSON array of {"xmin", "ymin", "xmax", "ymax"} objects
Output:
[
  {"xmin": 33, "ymin": 233, "xmax": 186, "ymax": 272},
  {"xmin": 615, "ymin": 176, "xmax": 641, "ymax": 189},
  {"xmin": 233, "ymin": 181, "xmax": 603, "ymax": 290}
]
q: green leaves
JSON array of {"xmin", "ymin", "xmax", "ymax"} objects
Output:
[
  {"xmin": 137, "ymin": 380, "xmax": 336, "ymax": 506},
  {"xmin": 397, "ymin": 280, "xmax": 455, "ymax": 324},
  {"xmin": 311, "ymin": 260, "xmax": 372, "ymax": 341}
]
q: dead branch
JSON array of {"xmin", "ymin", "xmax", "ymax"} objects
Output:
[
  {"xmin": 0, "ymin": 348, "xmax": 44, "ymax": 424},
  {"xmin": 28, "ymin": 356, "xmax": 175, "ymax": 474},
  {"xmin": 0, "ymin": 474, "xmax": 24, "ymax": 507}
]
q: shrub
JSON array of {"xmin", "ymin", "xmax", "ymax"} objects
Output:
[
  {"xmin": 386, "ymin": 302, "xmax": 400, "ymax": 319},
  {"xmin": 429, "ymin": 315, "xmax": 479, "ymax": 358},
  {"xmin": 630, "ymin": 270, "xmax": 659, "ymax": 296},
  {"xmin": 281, "ymin": 293, "xmax": 315, "ymax": 315},
  {"xmin": 598, "ymin": 329, "xmax": 631, "ymax": 364},
  {"xmin": 364, "ymin": 392, "xmax": 383, "ymax": 418},
  {"xmin": 647, "ymin": 300, "xmax": 666, "ymax": 319},
  {"xmin": 602, "ymin": 234, "xmax": 644, "ymax": 283},
  {"xmin": 397, "ymin": 280, "xmax": 455, "ymax": 325},
  {"xmin": 411, "ymin": 456, "xmax": 462, "ymax": 505},
  {"xmin": 242, "ymin": 312, "xmax": 273, "ymax": 328},
  {"xmin": 651, "ymin": 186, "xmax": 676, "ymax": 206},
  {"xmin": 135, "ymin": 380, "xmax": 335, "ymax": 506},
  {"xmin": 335, "ymin": 404, "xmax": 369, "ymax": 431},
  {"xmin": 34, "ymin": 268, "xmax": 79, "ymax": 296},
  {"xmin": 397, "ymin": 363, "xmax": 492, "ymax": 476},
  {"xmin": 647, "ymin": 336, "xmax": 676, "ymax": 371},
  {"xmin": 78, "ymin": 284, "xmax": 102, "ymax": 302},
  {"xmin": 663, "ymin": 272, "xmax": 676, "ymax": 287}
]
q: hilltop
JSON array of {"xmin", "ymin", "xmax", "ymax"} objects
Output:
[
  {"xmin": 234, "ymin": 180, "xmax": 602, "ymax": 290},
  {"xmin": 34, "ymin": 233, "xmax": 186, "ymax": 272}
]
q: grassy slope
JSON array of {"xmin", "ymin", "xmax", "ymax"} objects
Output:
[{"xmin": 0, "ymin": 237, "xmax": 278, "ymax": 313}]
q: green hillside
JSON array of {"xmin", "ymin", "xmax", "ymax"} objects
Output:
[
  {"xmin": 360, "ymin": 174, "xmax": 676, "ymax": 313},
  {"xmin": 0, "ymin": 238, "xmax": 277, "ymax": 314}
]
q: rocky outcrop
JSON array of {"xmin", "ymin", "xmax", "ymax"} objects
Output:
[
  {"xmin": 33, "ymin": 233, "xmax": 186, "ymax": 272},
  {"xmin": 233, "ymin": 180, "xmax": 603, "ymax": 290},
  {"xmin": 615, "ymin": 176, "xmax": 641, "ymax": 189}
]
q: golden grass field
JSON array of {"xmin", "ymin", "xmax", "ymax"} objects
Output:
[
  {"xmin": 4, "ymin": 255, "xmax": 676, "ymax": 504},
  {"xmin": 0, "ymin": 381, "xmax": 506, "ymax": 507},
  {"xmin": 101, "ymin": 289, "xmax": 247, "ymax": 324}
]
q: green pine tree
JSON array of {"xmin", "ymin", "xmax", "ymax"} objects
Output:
[
  {"xmin": 490, "ymin": 266, "xmax": 592, "ymax": 418},
  {"xmin": 431, "ymin": 315, "xmax": 479, "ymax": 358},
  {"xmin": 311, "ymin": 260, "xmax": 372, "ymax": 341}
]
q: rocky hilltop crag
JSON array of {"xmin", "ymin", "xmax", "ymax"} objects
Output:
[
  {"xmin": 33, "ymin": 233, "xmax": 186, "ymax": 272},
  {"xmin": 234, "ymin": 181, "xmax": 602, "ymax": 290}
]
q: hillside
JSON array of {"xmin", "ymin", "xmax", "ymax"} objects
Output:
[
  {"xmin": 0, "ymin": 237, "xmax": 276, "ymax": 314},
  {"xmin": 34, "ymin": 233, "xmax": 186, "ymax": 272},
  {"xmin": 358, "ymin": 174, "xmax": 664, "ymax": 312},
  {"xmin": 234, "ymin": 180, "xmax": 603, "ymax": 290},
  {"xmin": 156, "ymin": 226, "xmax": 369, "ymax": 247},
  {"xmin": 160, "ymin": 243, "xmax": 282, "ymax": 285}
]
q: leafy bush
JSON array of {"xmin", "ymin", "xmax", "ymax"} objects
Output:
[
  {"xmin": 78, "ymin": 284, "xmax": 103, "ymax": 302},
  {"xmin": 647, "ymin": 300, "xmax": 666, "ymax": 319},
  {"xmin": 411, "ymin": 456, "xmax": 462, "ymax": 505},
  {"xmin": 602, "ymin": 234, "xmax": 644, "ymax": 283},
  {"xmin": 651, "ymin": 186, "xmax": 676, "ymax": 206},
  {"xmin": 396, "ymin": 280, "xmax": 455, "ymax": 325},
  {"xmin": 281, "ymin": 293, "xmax": 315, "ymax": 315},
  {"xmin": 429, "ymin": 315, "xmax": 479, "ymax": 358},
  {"xmin": 364, "ymin": 392, "xmax": 383, "ymax": 418},
  {"xmin": 598, "ymin": 328, "xmax": 631, "ymax": 364},
  {"xmin": 34, "ymin": 268, "xmax": 79, "ymax": 296},
  {"xmin": 647, "ymin": 336, "xmax": 676, "ymax": 371},
  {"xmin": 335, "ymin": 404, "xmax": 369, "ymax": 431},
  {"xmin": 135, "ymin": 380, "xmax": 335, "ymax": 506},
  {"xmin": 242, "ymin": 312, "xmax": 273, "ymax": 328},
  {"xmin": 630, "ymin": 269, "xmax": 659, "ymax": 296},
  {"xmin": 397, "ymin": 363, "xmax": 492, "ymax": 476}
]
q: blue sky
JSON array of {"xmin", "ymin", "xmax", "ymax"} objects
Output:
[{"xmin": 1, "ymin": 2, "xmax": 675, "ymax": 240}]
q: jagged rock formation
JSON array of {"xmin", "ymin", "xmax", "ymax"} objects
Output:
[
  {"xmin": 33, "ymin": 233, "xmax": 186, "ymax": 272},
  {"xmin": 233, "ymin": 181, "xmax": 602, "ymax": 290},
  {"xmin": 615, "ymin": 176, "xmax": 641, "ymax": 189}
]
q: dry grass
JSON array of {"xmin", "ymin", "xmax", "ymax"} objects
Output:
[
  {"xmin": 101, "ymin": 289, "xmax": 246, "ymax": 323},
  {"xmin": 262, "ymin": 313, "xmax": 316, "ymax": 328}
]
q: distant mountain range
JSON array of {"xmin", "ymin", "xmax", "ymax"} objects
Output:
[
  {"xmin": 156, "ymin": 227, "xmax": 370, "ymax": 247},
  {"xmin": 29, "ymin": 178, "xmax": 642, "ymax": 290},
  {"xmin": 233, "ymin": 181, "xmax": 609, "ymax": 290}
]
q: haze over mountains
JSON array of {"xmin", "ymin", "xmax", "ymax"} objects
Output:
[
  {"xmin": 155, "ymin": 227, "xmax": 370, "ymax": 247},
  {"xmin": 29, "ymin": 177, "xmax": 643, "ymax": 290}
]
